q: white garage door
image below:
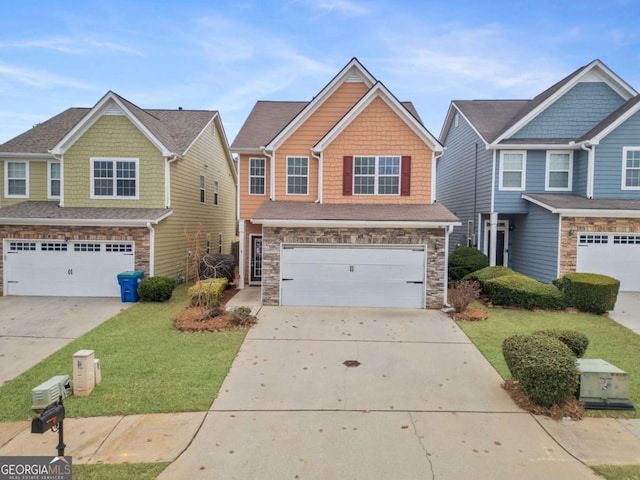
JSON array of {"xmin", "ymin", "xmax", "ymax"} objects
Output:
[
  {"xmin": 576, "ymin": 233, "xmax": 640, "ymax": 292},
  {"xmin": 280, "ymin": 245, "xmax": 426, "ymax": 308},
  {"xmin": 4, "ymin": 239, "xmax": 135, "ymax": 297}
]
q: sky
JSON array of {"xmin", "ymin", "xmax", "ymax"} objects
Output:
[{"xmin": 1, "ymin": 0, "xmax": 640, "ymax": 146}]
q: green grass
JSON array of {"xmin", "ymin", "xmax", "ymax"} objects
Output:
[
  {"xmin": 0, "ymin": 285, "xmax": 247, "ymax": 421},
  {"xmin": 72, "ymin": 463, "xmax": 169, "ymax": 480},
  {"xmin": 457, "ymin": 304, "xmax": 640, "ymax": 418},
  {"xmin": 592, "ymin": 465, "xmax": 640, "ymax": 480}
]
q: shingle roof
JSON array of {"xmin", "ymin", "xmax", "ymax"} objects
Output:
[
  {"xmin": 453, "ymin": 100, "xmax": 529, "ymax": 143},
  {"xmin": 0, "ymin": 201, "xmax": 172, "ymax": 223},
  {"xmin": 525, "ymin": 194, "xmax": 640, "ymax": 211},
  {"xmin": 252, "ymin": 200, "xmax": 459, "ymax": 223},
  {"xmin": 231, "ymin": 100, "xmax": 423, "ymax": 151},
  {"xmin": 0, "ymin": 108, "xmax": 90, "ymax": 154},
  {"xmin": 0, "ymin": 92, "xmax": 218, "ymax": 155}
]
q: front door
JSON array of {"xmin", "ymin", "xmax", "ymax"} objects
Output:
[
  {"xmin": 483, "ymin": 220, "xmax": 509, "ymax": 266},
  {"xmin": 250, "ymin": 235, "xmax": 262, "ymax": 284}
]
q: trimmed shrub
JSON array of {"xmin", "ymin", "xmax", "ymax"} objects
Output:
[
  {"xmin": 463, "ymin": 266, "xmax": 518, "ymax": 294},
  {"xmin": 484, "ymin": 274, "xmax": 565, "ymax": 310},
  {"xmin": 554, "ymin": 272, "xmax": 620, "ymax": 313},
  {"xmin": 533, "ymin": 329, "xmax": 589, "ymax": 358},
  {"xmin": 448, "ymin": 280, "xmax": 481, "ymax": 313},
  {"xmin": 199, "ymin": 253, "xmax": 236, "ymax": 283},
  {"xmin": 502, "ymin": 334, "xmax": 579, "ymax": 408},
  {"xmin": 137, "ymin": 276, "xmax": 176, "ymax": 302},
  {"xmin": 448, "ymin": 247, "xmax": 489, "ymax": 281},
  {"xmin": 188, "ymin": 278, "xmax": 228, "ymax": 309}
]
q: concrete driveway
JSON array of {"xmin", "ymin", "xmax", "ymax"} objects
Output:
[
  {"xmin": 610, "ymin": 292, "xmax": 640, "ymax": 334},
  {"xmin": 160, "ymin": 306, "xmax": 599, "ymax": 479},
  {"xmin": 0, "ymin": 296, "xmax": 130, "ymax": 385}
]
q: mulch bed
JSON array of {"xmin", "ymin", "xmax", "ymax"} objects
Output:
[
  {"xmin": 174, "ymin": 288, "xmax": 257, "ymax": 332},
  {"xmin": 502, "ymin": 377, "xmax": 585, "ymax": 420},
  {"xmin": 449, "ymin": 304, "xmax": 488, "ymax": 321}
]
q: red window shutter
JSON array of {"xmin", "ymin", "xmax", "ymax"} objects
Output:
[
  {"xmin": 401, "ymin": 156, "xmax": 411, "ymax": 196},
  {"xmin": 343, "ymin": 156, "xmax": 353, "ymax": 196}
]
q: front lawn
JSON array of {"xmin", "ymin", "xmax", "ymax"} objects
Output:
[
  {"xmin": 457, "ymin": 305, "xmax": 640, "ymax": 419},
  {"xmin": 0, "ymin": 285, "xmax": 248, "ymax": 422},
  {"xmin": 72, "ymin": 463, "xmax": 168, "ymax": 480}
]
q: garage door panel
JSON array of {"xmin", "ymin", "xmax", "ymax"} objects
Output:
[
  {"xmin": 4, "ymin": 240, "xmax": 135, "ymax": 297},
  {"xmin": 576, "ymin": 234, "xmax": 640, "ymax": 292},
  {"xmin": 280, "ymin": 246, "xmax": 425, "ymax": 308}
]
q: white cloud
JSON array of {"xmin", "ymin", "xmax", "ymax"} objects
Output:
[
  {"xmin": 301, "ymin": 0, "xmax": 369, "ymax": 17},
  {"xmin": 0, "ymin": 63, "xmax": 96, "ymax": 90},
  {"xmin": 0, "ymin": 35, "xmax": 142, "ymax": 56}
]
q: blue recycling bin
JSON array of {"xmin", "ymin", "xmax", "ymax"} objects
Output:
[{"xmin": 117, "ymin": 271, "xmax": 145, "ymax": 303}]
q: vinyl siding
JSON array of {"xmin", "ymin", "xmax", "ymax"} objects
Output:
[
  {"xmin": 323, "ymin": 96, "xmax": 433, "ymax": 204},
  {"xmin": 275, "ymin": 81, "xmax": 369, "ymax": 201},
  {"xmin": 239, "ymin": 154, "xmax": 270, "ymax": 220},
  {"xmin": 63, "ymin": 115, "xmax": 165, "ymax": 207},
  {"xmin": 593, "ymin": 109, "xmax": 640, "ymax": 199},
  {"xmin": 493, "ymin": 153, "xmax": 529, "ymax": 214},
  {"xmin": 154, "ymin": 120, "xmax": 237, "ymax": 278},
  {"xmin": 437, "ymin": 112, "xmax": 492, "ymax": 250},
  {"xmin": 512, "ymin": 82, "xmax": 625, "ymax": 139},
  {"xmin": 508, "ymin": 202, "xmax": 559, "ymax": 284},
  {"xmin": 572, "ymin": 148, "xmax": 589, "ymax": 197},
  {"xmin": 0, "ymin": 160, "xmax": 50, "ymax": 206}
]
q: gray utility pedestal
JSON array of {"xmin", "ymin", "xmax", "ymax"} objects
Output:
[{"xmin": 576, "ymin": 358, "xmax": 633, "ymax": 410}]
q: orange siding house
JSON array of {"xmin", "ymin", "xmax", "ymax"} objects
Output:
[{"xmin": 231, "ymin": 58, "xmax": 459, "ymax": 309}]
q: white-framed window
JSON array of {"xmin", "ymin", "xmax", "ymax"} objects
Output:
[
  {"xmin": 200, "ymin": 175, "xmax": 206, "ymax": 203},
  {"xmin": 90, "ymin": 158, "xmax": 138, "ymax": 199},
  {"xmin": 499, "ymin": 151, "xmax": 526, "ymax": 191},
  {"xmin": 4, "ymin": 161, "xmax": 28, "ymax": 198},
  {"xmin": 286, "ymin": 156, "xmax": 309, "ymax": 195},
  {"xmin": 353, "ymin": 155, "xmax": 400, "ymax": 195},
  {"xmin": 622, "ymin": 147, "xmax": 640, "ymax": 190},
  {"xmin": 545, "ymin": 151, "xmax": 573, "ymax": 191},
  {"xmin": 214, "ymin": 180, "xmax": 219, "ymax": 205},
  {"xmin": 48, "ymin": 161, "xmax": 61, "ymax": 198},
  {"xmin": 249, "ymin": 157, "xmax": 265, "ymax": 195}
]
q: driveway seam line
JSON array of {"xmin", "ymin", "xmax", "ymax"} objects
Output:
[{"xmin": 87, "ymin": 416, "xmax": 125, "ymax": 464}]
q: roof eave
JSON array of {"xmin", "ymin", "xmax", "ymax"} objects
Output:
[
  {"xmin": 0, "ymin": 210, "xmax": 174, "ymax": 227},
  {"xmin": 0, "ymin": 152, "xmax": 56, "ymax": 160},
  {"xmin": 252, "ymin": 219, "xmax": 460, "ymax": 228}
]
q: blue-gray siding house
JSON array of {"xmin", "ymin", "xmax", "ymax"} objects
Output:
[{"xmin": 437, "ymin": 60, "xmax": 640, "ymax": 292}]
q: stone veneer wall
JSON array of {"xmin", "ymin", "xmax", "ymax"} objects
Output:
[
  {"xmin": 0, "ymin": 225, "xmax": 150, "ymax": 295},
  {"xmin": 261, "ymin": 226, "xmax": 447, "ymax": 309},
  {"xmin": 559, "ymin": 217, "xmax": 640, "ymax": 276}
]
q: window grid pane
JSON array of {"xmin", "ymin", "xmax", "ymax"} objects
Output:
[
  {"xmin": 377, "ymin": 156, "xmax": 400, "ymax": 194},
  {"xmin": 502, "ymin": 153, "xmax": 523, "ymax": 188},
  {"xmin": 7, "ymin": 162, "xmax": 27, "ymax": 195},
  {"xmin": 354, "ymin": 156, "xmax": 376, "ymax": 195},
  {"xmin": 626, "ymin": 150, "xmax": 640, "ymax": 187},
  {"xmin": 93, "ymin": 160, "xmax": 136, "ymax": 197},
  {"xmin": 249, "ymin": 158, "xmax": 265, "ymax": 195},
  {"xmin": 287, "ymin": 157, "xmax": 308, "ymax": 195}
]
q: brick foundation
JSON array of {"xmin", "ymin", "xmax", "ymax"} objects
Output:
[{"xmin": 261, "ymin": 226, "xmax": 447, "ymax": 309}]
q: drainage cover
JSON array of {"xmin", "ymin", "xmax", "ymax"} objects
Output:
[{"xmin": 343, "ymin": 360, "xmax": 361, "ymax": 367}]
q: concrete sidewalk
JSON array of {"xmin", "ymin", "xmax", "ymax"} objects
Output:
[{"xmin": 609, "ymin": 292, "xmax": 640, "ymax": 334}]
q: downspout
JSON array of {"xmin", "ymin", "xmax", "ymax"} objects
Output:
[
  {"xmin": 311, "ymin": 149, "xmax": 322, "ymax": 202},
  {"xmin": 238, "ymin": 220, "xmax": 245, "ymax": 289},
  {"xmin": 261, "ymin": 147, "xmax": 275, "ymax": 201},
  {"xmin": 582, "ymin": 143, "xmax": 594, "ymax": 199},
  {"xmin": 146, "ymin": 222, "xmax": 155, "ymax": 277},
  {"xmin": 165, "ymin": 154, "xmax": 180, "ymax": 208},
  {"xmin": 443, "ymin": 224, "xmax": 453, "ymax": 307},
  {"xmin": 431, "ymin": 149, "xmax": 444, "ymax": 203},
  {"xmin": 472, "ymin": 143, "xmax": 479, "ymax": 243}
]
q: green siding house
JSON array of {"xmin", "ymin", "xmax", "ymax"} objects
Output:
[{"xmin": 0, "ymin": 91, "xmax": 237, "ymax": 297}]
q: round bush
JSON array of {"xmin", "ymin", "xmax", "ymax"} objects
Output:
[
  {"xmin": 502, "ymin": 334, "xmax": 579, "ymax": 408},
  {"xmin": 448, "ymin": 247, "xmax": 489, "ymax": 281},
  {"xmin": 137, "ymin": 276, "xmax": 177, "ymax": 302},
  {"xmin": 533, "ymin": 329, "xmax": 589, "ymax": 358}
]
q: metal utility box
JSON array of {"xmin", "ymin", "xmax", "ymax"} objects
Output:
[
  {"xmin": 31, "ymin": 375, "xmax": 72, "ymax": 412},
  {"xmin": 73, "ymin": 349, "xmax": 95, "ymax": 396},
  {"xmin": 576, "ymin": 359, "xmax": 633, "ymax": 410}
]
